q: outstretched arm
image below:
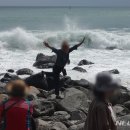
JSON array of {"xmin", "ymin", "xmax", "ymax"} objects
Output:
[
  {"xmin": 43, "ymin": 41, "xmax": 58, "ymax": 54},
  {"xmin": 69, "ymin": 37, "xmax": 85, "ymax": 53},
  {"xmin": 43, "ymin": 41, "xmax": 53, "ymax": 49},
  {"xmin": 77, "ymin": 37, "xmax": 86, "ymax": 47}
]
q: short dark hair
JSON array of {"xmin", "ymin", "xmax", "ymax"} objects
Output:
[{"xmin": 93, "ymin": 88, "xmax": 105, "ymax": 100}]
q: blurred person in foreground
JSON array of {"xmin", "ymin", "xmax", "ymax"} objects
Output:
[
  {"xmin": 44, "ymin": 37, "xmax": 85, "ymax": 99},
  {"xmin": 0, "ymin": 80, "xmax": 34, "ymax": 130},
  {"xmin": 84, "ymin": 72, "xmax": 119, "ymax": 130}
]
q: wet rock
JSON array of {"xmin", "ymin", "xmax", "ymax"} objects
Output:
[
  {"xmin": 72, "ymin": 67, "xmax": 87, "ymax": 73},
  {"xmin": 57, "ymin": 88, "xmax": 89, "ymax": 112},
  {"xmin": 33, "ymin": 53, "xmax": 56, "ymax": 69},
  {"xmin": 113, "ymin": 105, "xmax": 130, "ymax": 117},
  {"xmin": 106, "ymin": 46, "xmax": 117, "ymax": 50},
  {"xmin": 16, "ymin": 68, "xmax": 33, "ymax": 75},
  {"xmin": 0, "ymin": 82, "xmax": 6, "ymax": 93},
  {"xmin": 78, "ymin": 59, "xmax": 94, "ymax": 66},
  {"xmin": 25, "ymin": 71, "xmax": 48, "ymax": 90},
  {"xmin": 68, "ymin": 79, "xmax": 93, "ymax": 90},
  {"xmin": 1, "ymin": 73, "xmax": 20, "ymax": 83},
  {"xmin": 109, "ymin": 69, "xmax": 120, "ymax": 74},
  {"xmin": 7, "ymin": 69, "xmax": 15, "ymax": 73}
]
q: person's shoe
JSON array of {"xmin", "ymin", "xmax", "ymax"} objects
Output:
[{"xmin": 56, "ymin": 95, "xmax": 63, "ymax": 100}]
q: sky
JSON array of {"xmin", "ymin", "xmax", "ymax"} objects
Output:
[{"xmin": 0, "ymin": 0, "xmax": 130, "ymax": 7}]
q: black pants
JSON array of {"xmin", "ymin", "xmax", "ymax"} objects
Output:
[{"xmin": 53, "ymin": 65, "xmax": 65, "ymax": 96}]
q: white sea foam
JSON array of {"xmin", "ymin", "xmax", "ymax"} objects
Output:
[{"xmin": 0, "ymin": 27, "xmax": 130, "ymax": 50}]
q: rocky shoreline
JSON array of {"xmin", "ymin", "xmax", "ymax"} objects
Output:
[{"xmin": 0, "ymin": 53, "xmax": 130, "ymax": 130}]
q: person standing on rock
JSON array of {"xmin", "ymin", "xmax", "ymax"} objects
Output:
[
  {"xmin": 43, "ymin": 37, "xmax": 85, "ymax": 99},
  {"xmin": 84, "ymin": 72, "xmax": 119, "ymax": 130},
  {"xmin": 0, "ymin": 80, "xmax": 35, "ymax": 130}
]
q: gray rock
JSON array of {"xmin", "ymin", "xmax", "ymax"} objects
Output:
[
  {"xmin": 111, "ymin": 88, "xmax": 130, "ymax": 105},
  {"xmin": 33, "ymin": 53, "xmax": 56, "ymax": 69},
  {"xmin": 50, "ymin": 122, "xmax": 68, "ymax": 130},
  {"xmin": 113, "ymin": 105, "xmax": 130, "ymax": 117},
  {"xmin": 16, "ymin": 68, "xmax": 33, "ymax": 75},
  {"xmin": 69, "ymin": 123, "xmax": 84, "ymax": 130},
  {"xmin": 72, "ymin": 67, "xmax": 87, "ymax": 73},
  {"xmin": 109, "ymin": 69, "xmax": 120, "ymax": 74},
  {"xmin": 34, "ymin": 99, "xmax": 55, "ymax": 117},
  {"xmin": 57, "ymin": 88, "xmax": 89, "ymax": 112},
  {"xmin": 7, "ymin": 69, "xmax": 15, "ymax": 73},
  {"xmin": 124, "ymin": 101, "xmax": 130, "ymax": 110},
  {"xmin": 106, "ymin": 46, "xmax": 117, "ymax": 50},
  {"xmin": 68, "ymin": 79, "xmax": 93, "ymax": 90},
  {"xmin": 78, "ymin": 59, "xmax": 94, "ymax": 66}
]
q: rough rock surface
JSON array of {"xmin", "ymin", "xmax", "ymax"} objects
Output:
[
  {"xmin": 72, "ymin": 67, "xmax": 87, "ymax": 73},
  {"xmin": 78, "ymin": 59, "xmax": 94, "ymax": 66},
  {"xmin": 16, "ymin": 68, "xmax": 34, "ymax": 75}
]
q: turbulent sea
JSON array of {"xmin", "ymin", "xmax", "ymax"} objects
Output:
[{"xmin": 0, "ymin": 7, "xmax": 130, "ymax": 87}]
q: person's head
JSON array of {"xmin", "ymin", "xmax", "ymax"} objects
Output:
[
  {"xmin": 94, "ymin": 72, "xmax": 119, "ymax": 100},
  {"xmin": 6, "ymin": 80, "xmax": 29, "ymax": 98},
  {"xmin": 61, "ymin": 40, "xmax": 70, "ymax": 53}
]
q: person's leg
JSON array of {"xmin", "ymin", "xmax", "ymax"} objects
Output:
[{"xmin": 53, "ymin": 66, "xmax": 62, "ymax": 97}]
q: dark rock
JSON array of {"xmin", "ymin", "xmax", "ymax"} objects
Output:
[
  {"xmin": 70, "ymin": 110, "xmax": 87, "ymax": 120},
  {"xmin": 68, "ymin": 79, "xmax": 94, "ymax": 90},
  {"xmin": 25, "ymin": 71, "xmax": 48, "ymax": 90},
  {"xmin": 106, "ymin": 46, "xmax": 117, "ymax": 50},
  {"xmin": 16, "ymin": 68, "xmax": 33, "ymax": 75},
  {"xmin": 72, "ymin": 67, "xmax": 87, "ymax": 73},
  {"xmin": 113, "ymin": 105, "xmax": 130, "ymax": 117},
  {"xmin": 7, "ymin": 69, "xmax": 14, "ymax": 73},
  {"xmin": 110, "ymin": 88, "xmax": 130, "ymax": 105},
  {"xmin": 0, "ymin": 82, "xmax": 6, "ymax": 93},
  {"xmin": 109, "ymin": 69, "xmax": 120, "ymax": 74},
  {"xmin": 1, "ymin": 73, "xmax": 20, "ymax": 83},
  {"xmin": 34, "ymin": 99, "xmax": 55, "ymax": 117},
  {"xmin": 33, "ymin": 53, "xmax": 56, "ymax": 69},
  {"xmin": 124, "ymin": 101, "xmax": 130, "ymax": 110},
  {"xmin": 78, "ymin": 59, "xmax": 94, "ymax": 66},
  {"xmin": 50, "ymin": 122, "xmax": 68, "ymax": 130},
  {"xmin": 102, "ymin": 69, "xmax": 120, "ymax": 74}
]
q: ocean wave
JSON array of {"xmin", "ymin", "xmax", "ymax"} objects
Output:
[{"xmin": 0, "ymin": 27, "xmax": 130, "ymax": 50}]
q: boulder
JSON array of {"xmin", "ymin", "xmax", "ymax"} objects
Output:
[
  {"xmin": 50, "ymin": 122, "xmax": 68, "ymax": 130},
  {"xmin": 1, "ymin": 73, "xmax": 20, "ymax": 83},
  {"xmin": 106, "ymin": 46, "xmax": 117, "ymax": 50},
  {"xmin": 68, "ymin": 79, "xmax": 93, "ymax": 90},
  {"xmin": 57, "ymin": 88, "xmax": 89, "ymax": 112},
  {"xmin": 124, "ymin": 101, "xmax": 130, "ymax": 110},
  {"xmin": 78, "ymin": 59, "xmax": 94, "ymax": 66},
  {"xmin": 16, "ymin": 68, "xmax": 33, "ymax": 75},
  {"xmin": 113, "ymin": 105, "xmax": 130, "ymax": 117},
  {"xmin": 7, "ymin": 69, "xmax": 14, "ymax": 73},
  {"xmin": 72, "ymin": 67, "xmax": 87, "ymax": 73},
  {"xmin": 25, "ymin": 71, "xmax": 48, "ymax": 90},
  {"xmin": 69, "ymin": 123, "xmax": 85, "ymax": 130},
  {"xmin": 41, "ymin": 111, "xmax": 71, "ymax": 122},
  {"xmin": 36, "ymin": 119, "xmax": 50, "ymax": 130},
  {"xmin": 70, "ymin": 110, "xmax": 87, "ymax": 121},
  {"xmin": 33, "ymin": 99, "xmax": 55, "ymax": 117},
  {"xmin": 110, "ymin": 88, "xmax": 130, "ymax": 105},
  {"xmin": 33, "ymin": 53, "xmax": 56, "ymax": 69}
]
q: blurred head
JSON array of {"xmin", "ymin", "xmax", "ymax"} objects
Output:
[
  {"xmin": 6, "ymin": 80, "xmax": 29, "ymax": 98},
  {"xmin": 94, "ymin": 72, "xmax": 119, "ymax": 100},
  {"xmin": 61, "ymin": 40, "xmax": 70, "ymax": 53}
]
